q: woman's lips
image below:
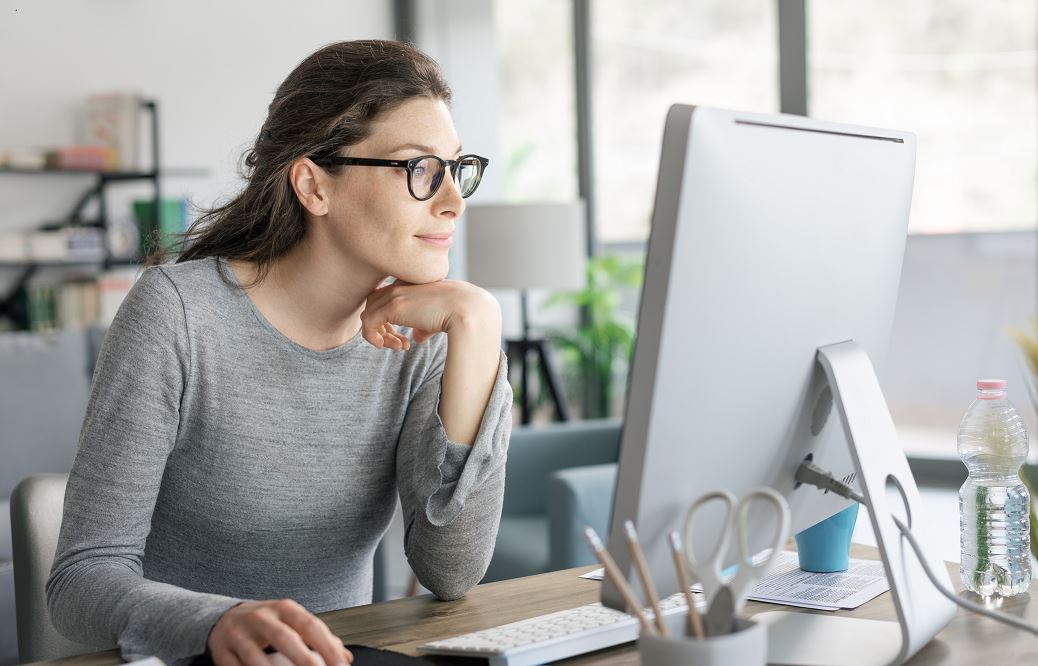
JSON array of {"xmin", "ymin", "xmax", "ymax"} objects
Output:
[{"xmin": 416, "ymin": 234, "xmax": 453, "ymax": 247}]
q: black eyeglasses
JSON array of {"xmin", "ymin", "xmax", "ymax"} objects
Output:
[{"xmin": 310, "ymin": 153, "xmax": 489, "ymax": 201}]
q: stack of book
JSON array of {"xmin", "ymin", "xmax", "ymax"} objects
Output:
[
  {"xmin": 44, "ymin": 145, "xmax": 120, "ymax": 171},
  {"xmin": 0, "ymin": 227, "xmax": 108, "ymax": 263},
  {"xmin": 23, "ymin": 268, "xmax": 138, "ymax": 332},
  {"xmin": 0, "ymin": 230, "xmax": 28, "ymax": 261},
  {"xmin": 0, "ymin": 91, "xmax": 140, "ymax": 172},
  {"xmin": 0, "ymin": 147, "xmax": 47, "ymax": 169}
]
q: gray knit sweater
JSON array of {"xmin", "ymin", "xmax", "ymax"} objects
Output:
[{"xmin": 46, "ymin": 257, "xmax": 512, "ymax": 663}]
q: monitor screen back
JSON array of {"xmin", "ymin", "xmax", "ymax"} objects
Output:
[{"xmin": 603, "ymin": 105, "xmax": 915, "ymax": 608}]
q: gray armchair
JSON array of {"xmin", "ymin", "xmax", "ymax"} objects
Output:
[
  {"xmin": 483, "ymin": 419, "xmax": 622, "ymax": 583},
  {"xmin": 1, "ymin": 329, "xmax": 95, "ymax": 665}
]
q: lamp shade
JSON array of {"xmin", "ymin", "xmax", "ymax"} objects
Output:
[{"xmin": 464, "ymin": 202, "xmax": 588, "ymax": 291}]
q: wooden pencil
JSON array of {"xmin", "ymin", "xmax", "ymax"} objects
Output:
[
  {"xmin": 582, "ymin": 527, "xmax": 657, "ymax": 636},
  {"xmin": 623, "ymin": 520, "xmax": 669, "ymax": 636},
  {"xmin": 669, "ymin": 531, "xmax": 706, "ymax": 639}
]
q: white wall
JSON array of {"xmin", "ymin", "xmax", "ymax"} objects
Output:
[
  {"xmin": 0, "ymin": 0, "xmax": 393, "ymax": 277},
  {"xmin": 884, "ymin": 232, "xmax": 1038, "ymax": 430},
  {"xmin": 416, "ymin": 0, "xmax": 503, "ymax": 285}
]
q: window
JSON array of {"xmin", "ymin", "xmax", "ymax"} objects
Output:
[
  {"xmin": 591, "ymin": 0, "xmax": 779, "ymax": 243},
  {"xmin": 808, "ymin": 0, "xmax": 1038, "ymax": 233},
  {"xmin": 493, "ymin": 0, "xmax": 579, "ymax": 203}
]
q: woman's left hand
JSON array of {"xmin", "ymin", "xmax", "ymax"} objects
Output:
[{"xmin": 359, "ymin": 279, "xmax": 500, "ymax": 351}]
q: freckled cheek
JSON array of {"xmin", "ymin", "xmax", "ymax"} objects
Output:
[{"xmin": 335, "ymin": 176, "xmax": 425, "ymax": 250}]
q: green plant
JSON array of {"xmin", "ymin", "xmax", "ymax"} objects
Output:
[
  {"xmin": 1008, "ymin": 321, "xmax": 1038, "ymax": 563},
  {"xmin": 542, "ymin": 254, "xmax": 644, "ymax": 419}
]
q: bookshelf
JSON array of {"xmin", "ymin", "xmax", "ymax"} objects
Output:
[{"xmin": 0, "ymin": 99, "xmax": 204, "ymax": 330}]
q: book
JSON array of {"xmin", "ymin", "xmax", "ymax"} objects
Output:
[
  {"xmin": 26, "ymin": 278, "xmax": 60, "ymax": 332},
  {"xmin": 84, "ymin": 92, "xmax": 141, "ymax": 170},
  {"xmin": 25, "ymin": 227, "xmax": 106, "ymax": 262},
  {"xmin": 97, "ymin": 268, "xmax": 138, "ymax": 326},
  {"xmin": 45, "ymin": 145, "xmax": 120, "ymax": 171},
  {"xmin": 0, "ymin": 231, "xmax": 28, "ymax": 261},
  {"xmin": 134, "ymin": 198, "xmax": 188, "ymax": 255},
  {"xmin": 0, "ymin": 147, "xmax": 47, "ymax": 169},
  {"xmin": 20, "ymin": 268, "xmax": 137, "ymax": 331}
]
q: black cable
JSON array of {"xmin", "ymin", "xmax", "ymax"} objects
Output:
[
  {"xmin": 794, "ymin": 460, "xmax": 865, "ymax": 504},
  {"xmin": 795, "ymin": 459, "xmax": 1038, "ymax": 637}
]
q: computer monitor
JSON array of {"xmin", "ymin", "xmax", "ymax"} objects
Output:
[{"xmin": 602, "ymin": 106, "xmax": 956, "ymax": 664}]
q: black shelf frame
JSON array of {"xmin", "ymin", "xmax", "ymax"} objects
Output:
[{"xmin": 0, "ymin": 99, "xmax": 161, "ymax": 328}]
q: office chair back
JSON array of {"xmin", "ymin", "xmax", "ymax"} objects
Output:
[{"xmin": 11, "ymin": 474, "xmax": 103, "ymax": 662}]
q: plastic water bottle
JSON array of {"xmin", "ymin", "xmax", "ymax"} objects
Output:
[{"xmin": 958, "ymin": 378, "xmax": 1031, "ymax": 597}]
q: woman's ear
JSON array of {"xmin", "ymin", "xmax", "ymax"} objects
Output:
[{"xmin": 289, "ymin": 158, "xmax": 331, "ymax": 216}]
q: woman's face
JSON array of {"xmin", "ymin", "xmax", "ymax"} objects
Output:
[{"xmin": 320, "ymin": 96, "xmax": 466, "ymax": 285}]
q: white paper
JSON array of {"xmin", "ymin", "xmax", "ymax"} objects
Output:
[
  {"xmin": 581, "ymin": 551, "xmax": 889, "ymax": 612},
  {"xmin": 692, "ymin": 551, "xmax": 888, "ymax": 610}
]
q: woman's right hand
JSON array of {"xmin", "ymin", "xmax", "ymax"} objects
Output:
[{"xmin": 207, "ymin": 600, "xmax": 353, "ymax": 666}]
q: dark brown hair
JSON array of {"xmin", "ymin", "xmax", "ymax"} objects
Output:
[{"xmin": 154, "ymin": 40, "xmax": 452, "ymax": 286}]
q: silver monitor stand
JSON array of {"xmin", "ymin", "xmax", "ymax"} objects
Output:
[{"xmin": 757, "ymin": 341, "xmax": 956, "ymax": 666}]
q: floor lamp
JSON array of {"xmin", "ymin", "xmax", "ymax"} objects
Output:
[{"xmin": 465, "ymin": 202, "xmax": 588, "ymax": 424}]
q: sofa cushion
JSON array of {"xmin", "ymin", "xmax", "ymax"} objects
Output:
[
  {"xmin": 0, "ymin": 500, "xmax": 9, "ymax": 561},
  {"xmin": 482, "ymin": 515, "xmax": 549, "ymax": 583},
  {"xmin": 0, "ymin": 563, "xmax": 17, "ymax": 666},
  {"xmin": 547, "ymin": 463, "xmax": 618, "ymax": 570},
  {"xmin": 0, "ymin": 331, "xmax": 89, "ymax": 498},
  {"xmin": 502, "ymin": 419, "xmax": 622, "ymax": 516}
]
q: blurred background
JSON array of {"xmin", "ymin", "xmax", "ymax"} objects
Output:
[{"xmin": 0, "ymin": 1, "xmax": 1035, "ymax": 662}]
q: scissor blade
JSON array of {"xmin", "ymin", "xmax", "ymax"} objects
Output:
[{"xmin": 705, "ymin": 586, "xmax": 735, "ymax": 636}]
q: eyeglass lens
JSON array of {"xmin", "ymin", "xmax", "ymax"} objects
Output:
[
  {"xmin": 411, "ymin": 156, "xmax": 482, "ymax": 199},
  {"xmin": 455, "ymin": 158, "xmax": 482, "ymax": 197}
]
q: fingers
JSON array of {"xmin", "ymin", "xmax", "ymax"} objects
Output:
[
  {"xmin": 359, "ymin": 292, "xmax": 400, "ymax": 350},
  {"xmin": 209, "ymin": 600, "xmax": 352, "ymax": 666},
  {"xmin": 359, "ymin": 282, "xmax": 442, "ymax": 350},
  {"xmin": 412, "ymin": 328, "xmax": 436, "ymax": 344},
  {"xmin": 362, "ymin": 321, "xmax": 436, "ymax": 350},
  {"xmin": 251, "ymin": 611, "xmax": 320, "ymax": 666},
  {"xmin": 359, "ymin": 285, "xmax": 410, "ymax": 351},
  {"xmin": 379, "ymin": 323, "xmax": 410, "ymax": 351},
  {"xmin": 210, "ymin": 647, "xmax": 245, "ymax": 666},
  {"xmin": 277, "ymin": 601, "xmax": 352, "ymax": 666},
  {"xmin": 361, "ymin": 322, "xmax": 410, "ymax": 351},
  {"xmin": 228, "ymin": 631, "xmax": 273, "ymax": 666}
]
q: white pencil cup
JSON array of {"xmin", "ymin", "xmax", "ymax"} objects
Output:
[{"xmin": 638, "ymin": 611, "xmax": 767, "ymax": 665}]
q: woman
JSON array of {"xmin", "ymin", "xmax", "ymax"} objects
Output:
[{"xmin": 46, "ymin": 40, "xmax": 511, "ymax": 666}]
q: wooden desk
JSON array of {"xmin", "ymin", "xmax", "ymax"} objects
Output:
[{"xmin": 26, "ymin": 545, "xmax": 1038, "ymax": 666}]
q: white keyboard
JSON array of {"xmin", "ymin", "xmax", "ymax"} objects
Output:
[{"xmin": 416, "ymin": 591, "xmax": 696, "ymax": 666}]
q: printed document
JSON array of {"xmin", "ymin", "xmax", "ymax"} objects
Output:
[{"xmin": 580, "ymin": 550, "xmax": 889, "ymax": 611}]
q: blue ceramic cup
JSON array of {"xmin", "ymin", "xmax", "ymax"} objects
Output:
[{"xmin": 794, "ymin": 504, "xmax": 860, "ymax": 572}]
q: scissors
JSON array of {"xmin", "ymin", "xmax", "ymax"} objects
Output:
[{"xmin": 682, "ymin": 487, "xmax": 791, "ymax": 635}]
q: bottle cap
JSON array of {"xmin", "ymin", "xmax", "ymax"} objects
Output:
[{"xmin": 977, "ymin": 379, "xmax": 1007, "ymax": 390}]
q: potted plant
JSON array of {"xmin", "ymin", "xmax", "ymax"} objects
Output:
[
  {"xmin": 1009, "ymin": 321, "xmax": 1038, "ymax": 563},
  {"xmin": 541, "ymin": 254, "xmax": 644, "ymax": 419}
]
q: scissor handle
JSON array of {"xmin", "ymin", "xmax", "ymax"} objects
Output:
[
  {"xmin": 726, "ymin": 487, "xmax": 791, "ymax": 609},
  {"xmin": 682, "ymin": 490, "xmax": 737, "ymax": 586}
]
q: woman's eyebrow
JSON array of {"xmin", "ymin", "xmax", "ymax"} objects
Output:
[{"xmin": 388, "ymin": 142, "xmax": 464, "ymax": 156}]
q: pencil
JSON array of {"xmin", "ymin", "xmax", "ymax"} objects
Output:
[
  {"xmin": 623, "ymin": 520, "xmax": 669, "ymax": 636},
  {"xmin": 582, "ymin": 527, "xmax": 657, "ymax": 636},
  {"xmin": 669, "ymin": 531, "xmax": 706, "ymax": 639}
]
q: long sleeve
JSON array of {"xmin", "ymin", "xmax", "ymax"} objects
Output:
[
  {"xmin": 46, "ymin": 267, "xmax": 243, "ymax": 663},
  {"xmin": 395, "ymin": 337, "xmax": 512, "ymax": 600}
]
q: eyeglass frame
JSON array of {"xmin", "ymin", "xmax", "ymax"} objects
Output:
[{"xmin": 308, "ymin": 153, "xmax": 490, "ymax": 201}]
